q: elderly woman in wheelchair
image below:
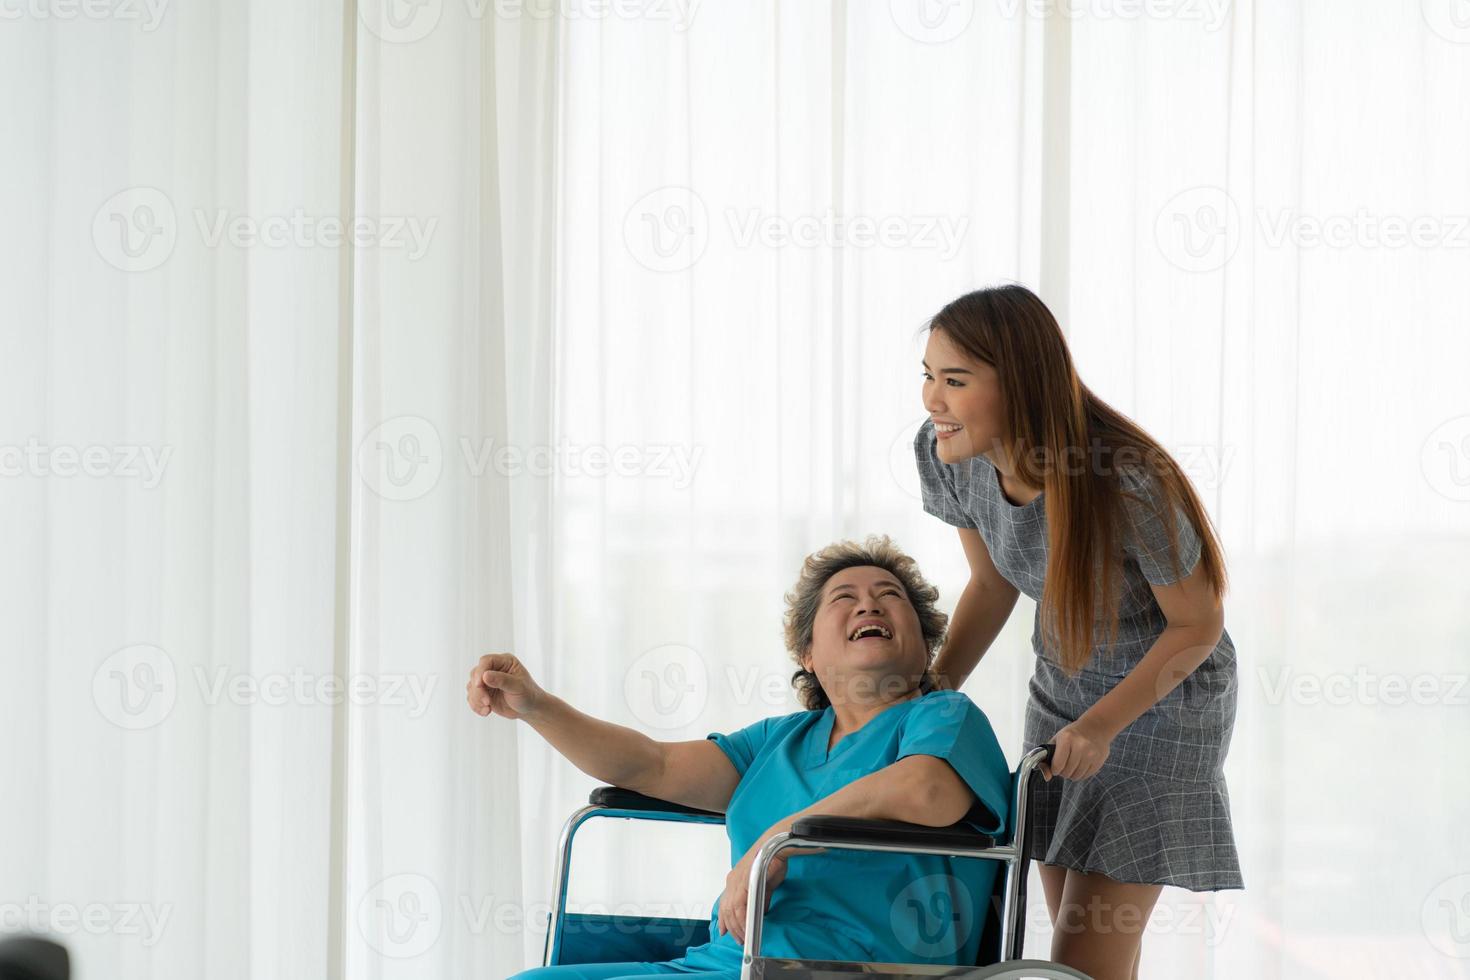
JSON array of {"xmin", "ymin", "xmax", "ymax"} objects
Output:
[{"xmin": 469, "ymin": 536, "xmax": 1019, "ymax": 980}]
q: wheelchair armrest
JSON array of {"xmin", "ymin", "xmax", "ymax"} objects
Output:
[
  {"xmin": 790, "ymin": 814, "xmax": 995, "ymax": 850},
  {"xmin": 588, "ymin": 786, "xmax": 725, "ymax": 819}
]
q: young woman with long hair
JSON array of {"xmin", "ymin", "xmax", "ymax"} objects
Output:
[{"xmin": 914, "ymin": 283, "xmax": 1242, "ymax": 980}]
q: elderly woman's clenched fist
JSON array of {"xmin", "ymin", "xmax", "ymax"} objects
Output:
[{"xmin": 466, "ymin": 653, "xmax": 547, "ymax": 720}]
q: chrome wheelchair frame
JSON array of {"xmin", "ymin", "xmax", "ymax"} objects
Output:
[{"xmin": 541, "ymin": 744, "xmax": 1057, "ymax": 980}]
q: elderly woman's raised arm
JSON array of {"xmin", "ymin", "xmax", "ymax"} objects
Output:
[{"xmin": 468, "ymin": 652, "xmax": 741, "ymax": 813}]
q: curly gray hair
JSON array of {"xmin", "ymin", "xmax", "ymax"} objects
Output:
[{"xmin": 783, "ymin": 534, "xmax": 948, "ymax": 710}]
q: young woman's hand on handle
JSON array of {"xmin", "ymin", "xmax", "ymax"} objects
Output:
[{"xmin": 467, "ymin": 652, "xmax": 547, "ymax": 720}]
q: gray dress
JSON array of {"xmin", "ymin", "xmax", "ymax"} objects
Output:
[{"xmin": 914, "ymin": 420, "xmax": 1243, "ymax": 891}]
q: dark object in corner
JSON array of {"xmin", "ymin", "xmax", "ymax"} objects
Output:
[{"xmin": 0, "ymin": 936, "xmax": 69, "ymax": 980}]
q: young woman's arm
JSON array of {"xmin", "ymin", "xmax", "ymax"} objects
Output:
[
  {"xmin": 1046, "ymin": 562, "xmax": 1225, "ymax": 780},
  {"xmin": 931, "ymin": 527, "xmax": 1020, "ymax": 690},
  {"xmin": 467, "ymin": 654, "xmax": 741, "ymax": 813}
]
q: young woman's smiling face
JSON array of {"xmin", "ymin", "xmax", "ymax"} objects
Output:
[
  {"xmin": 801, "ymin": 565, "xmax": 928, "ymax": 704},
  {"xmin": 921, "ymin": 327, "xmax": 1007, "ymax": 465}
]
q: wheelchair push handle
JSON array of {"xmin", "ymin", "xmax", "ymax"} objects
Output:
[
  {"xmin": 1017, "ymin": 742, "xmax": 1057, "ymax": 782},
  {"xmin": 1024, "ymin": 742, "xmax": 1056, "ymax": 766}
]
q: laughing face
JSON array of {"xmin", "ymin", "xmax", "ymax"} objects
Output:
[
  {"xmin": 800, "ymin": 565, "xmax": 930, "ymax": 705},
  {"xmin": 921, "ymin": 327, "xmax": 1007, "ymax": 465}
]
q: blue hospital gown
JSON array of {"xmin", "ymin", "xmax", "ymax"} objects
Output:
[{"xmin": 520, "ymin": 690, "xmax": 1012, "ymax": 978}]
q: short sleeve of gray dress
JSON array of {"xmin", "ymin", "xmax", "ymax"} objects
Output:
[
  {"xmin": 1118, "ymin": 464, "xmax": 1204, "ymax": 585},
  {"xmin": 913, "ymin": 420, "xmax": 979, "ymax": 529}
]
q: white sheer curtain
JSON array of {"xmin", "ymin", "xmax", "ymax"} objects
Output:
[
  {"xmin": 1066, "ymin": 3, "xmax": 1470, "ymax": 975},
  {"xmin": 1, "ymin": 3, "xmax": 549, "ymax": 979},
  {"xmin": 3, "ymin": 5, "xmax": 353, "ymax": 978}
]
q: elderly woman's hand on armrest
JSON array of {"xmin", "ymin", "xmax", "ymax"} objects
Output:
[{"xmin": 466, "ymin": 653, "xmax": 741, "ymax": 814}]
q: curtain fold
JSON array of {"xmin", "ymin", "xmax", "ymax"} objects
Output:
[
  {"xmin": 3, "ymin": 2, "xmax": 352, "ymax": 977},
  {"xmin": 0, "ymin": 3, "xmax": 547, "ymax": 979}
]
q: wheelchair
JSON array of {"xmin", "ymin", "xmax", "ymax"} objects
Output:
[{"xmin": 538, "ymin": 743, "xmax": 1091, "ymax": 979}]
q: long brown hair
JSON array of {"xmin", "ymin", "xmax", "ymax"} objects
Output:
[{"xmin": 928, "ymin": 284, "xmax": 1227, "ymax": 674}]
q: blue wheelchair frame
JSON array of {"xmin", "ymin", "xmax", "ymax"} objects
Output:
[{"xmin": 540, "ymin": 744, "xmax": 1057, "ymax": 979}]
